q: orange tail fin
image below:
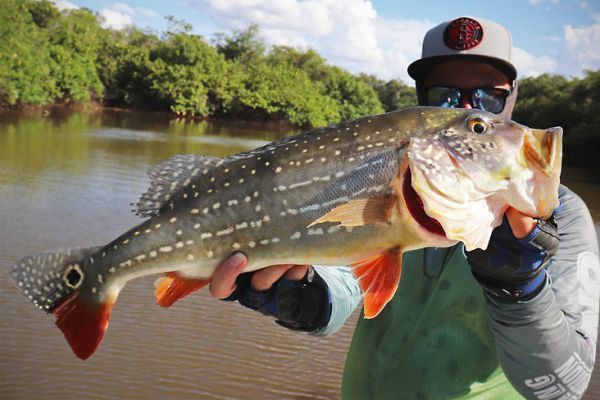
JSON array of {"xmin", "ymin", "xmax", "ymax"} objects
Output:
[
  {"xmin": 154, "ymin": 272, "xmax": 209, "ymax": 307},
  {"xmin": 53, "ymin": 293, "xmax": 114, "ymax": 360},
  {"xmin": 352, "ymin": 250, "xmax": 402, "ymax": 318}
]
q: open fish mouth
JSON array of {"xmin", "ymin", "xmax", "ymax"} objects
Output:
[{"xmin": 403, "ymin": 168, "xmax": 446, "ymax": 237}]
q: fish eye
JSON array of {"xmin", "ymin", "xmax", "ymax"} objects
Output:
[{"xmin": 468, "ymin": 118, "xmax": 489, "ymax": 135}]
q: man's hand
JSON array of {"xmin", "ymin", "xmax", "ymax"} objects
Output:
[
  {"xmin": 208, "ymin": 252, "xmax": 309, "ymax": 299},
  {"xmin": 209, "ymin": 254, "xmax": 330, "ymax": 331},
  {"xmin": 465, "ymin": 206, "xmax": 560, "ymax": 300}
]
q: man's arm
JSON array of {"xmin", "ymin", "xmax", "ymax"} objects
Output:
[{"xmin": 484, "ymin": 186, "xmax": 600, "ymax": 398}]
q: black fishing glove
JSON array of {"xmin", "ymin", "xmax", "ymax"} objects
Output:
[
  {"xmin": 465, "ymin": 209, "xmax": 560, "ymax": 301},
  {"xmin": 223, "ymin": 267, "xmax": 332, "ymax": 332}
]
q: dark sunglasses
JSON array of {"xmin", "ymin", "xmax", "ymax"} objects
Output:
[{"xmin": 424, "ymin": 86, "xmax": 511, "ymax": 114}]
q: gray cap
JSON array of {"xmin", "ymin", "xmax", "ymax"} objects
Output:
[{"xmin": 408, "ymin": 16, "xmax": 517, "ymax": 82}]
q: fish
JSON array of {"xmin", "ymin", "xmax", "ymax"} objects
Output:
[{"xmin": 8, "ymin": 107, "xmax": 562, "ymax": 360}]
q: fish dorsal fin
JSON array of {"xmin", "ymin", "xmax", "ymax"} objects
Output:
[
  {"xmin": 133, "ymin": 154, "xmax": 222, "ymax": 217},
  {"xmin": 352, "ymin": 250, "xmax": 402, "ymax": 318}
]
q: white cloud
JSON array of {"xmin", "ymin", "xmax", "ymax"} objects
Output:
[
  {"xmin": 99, "ymin": 8, "xmax": 133, "ymax": 30},
  {"xmin": 51, "ymin": 0, "xmax": 78, "ymax": 11},
  {"xmin": 512, "ymin": 47, "xmax": 557, "ymax": 77},
  {"xmin": 112, "ymin": 2, "xmax": 135, "ymax": 15},
  {"xmin": 563, "ymin": 22, "xmax": 600, "ymax": 76},
  {"xmin": 197, "ymin": 0, "xmax": 432, "ymax": 82},
  {"xmin": 110, "ymin": 2, "xmax": 159, "ymax": 18}
]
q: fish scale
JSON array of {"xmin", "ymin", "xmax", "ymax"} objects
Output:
[{"xmin": 8, "ymin": 107, "xmax": 562, "ymax": 359}]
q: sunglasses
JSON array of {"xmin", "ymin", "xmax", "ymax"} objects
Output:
[{"xmin": 424, "ymin": 86, "xmax": 511, "ymax": 114}]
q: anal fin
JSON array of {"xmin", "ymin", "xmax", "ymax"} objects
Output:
[
  {"xmin": 154, "ymin": 272, "xmax": 209, "ymax": 307},
  {"xmin": 351, "ymin": 250, "xmax": 402, "ymax": 319}
]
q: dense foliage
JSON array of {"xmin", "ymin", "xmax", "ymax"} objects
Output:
[{"xmin": 0, "ymin": 0, "xmax": 598, "ymax": 165}]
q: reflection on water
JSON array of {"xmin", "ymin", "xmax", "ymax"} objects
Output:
[{"xmin": 0, "ymin": 110, "xmax": 598, "ymax": 400}]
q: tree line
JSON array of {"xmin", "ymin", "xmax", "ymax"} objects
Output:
[{"xmin": 0, "ymin": 0, "xmax": 597, "ymax": 166}]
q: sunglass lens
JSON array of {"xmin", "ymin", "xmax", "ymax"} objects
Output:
[
  {"xmin": 426, "ymin": 87, "xmax": 460, "ymax": 108},
  {"xmin": 473, "ymin": 89, "xmax": 507, "ymax": 114}
]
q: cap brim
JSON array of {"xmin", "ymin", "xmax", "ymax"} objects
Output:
[{"xmin": 407, "ymin": 54, "xmax": 517, "ymax": 82}]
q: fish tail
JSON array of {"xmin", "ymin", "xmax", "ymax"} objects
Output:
[
  {"xmin": 9, "ymin": 246, "xmax": 114, "ymax": 360},
  {"xmin": 154, "ymin": 272, "xmax": 209, "ymax": 307}
]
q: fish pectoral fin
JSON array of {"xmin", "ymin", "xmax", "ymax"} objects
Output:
[
  {"xmin": 154, "ymin": 272, "xmax": 209, "ymax": 307},
  {"xmin": 351, "ymin": 250, "xmax": 402, "ymax": 319},
  {"xmin": 307, "ymin": 197, "xmax": 394, "ymax": 228}
]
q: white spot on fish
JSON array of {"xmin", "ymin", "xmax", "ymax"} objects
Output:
[
  {"xmin": 187, "ymin": 254, "xmax": 195, "ymax": 261},
  {"xmin": 228, "ymin": 199, "xmax": 238, "ymax": 206},
  {"xmin": 109, "ymin": 267, "xmax": 116, "ymax": 273},
  {"xmin": 200, "ymin": 232, "xmax": 213, "ymax": 240},
  {"xmin": 122, "ymin": 239, "xmax": 130, "ymax": 245},
  {"xmin": 290, "ymin": 232, "xmax": 301, "ymax": 240},
  {"xmin": 260, "ymin": 239, "xmax": 269, "ymax": 245},
  {"xmin": 327, "ymin": 225, "xmax": 341, "ymax": 233},
  {"xmin": 275, "ymin": 166, "xmax": 282, "ymax": 173},
  {"xmin": 245, "ymin": 196, "xmax": 251, "ymax": 203},
  {"xmin": 186, "ymin": 240, "xmax": 194, "ymax": 246},
  {"xmin": 300, "ymin": 204, "xmax": 320, "ymax": 213},
  {"xmin": 203, "ymin": 207, "xmax": 209, "ymax": 214},
  {"xmin": 248, "ymin": 241, "xmax": 256, "ymax": 248},
  {"xmin": 255, "ymin": 205, "xmax": 262, "ymax": 212},
  {"xmin": 263, "ymin": 215, "xmax": 271, "ymax": 222},
  {"xmin": 213, "ymin": 203, "xmax": 220, "ymax": 210},
  {"xmin": 176, "ymin": 229, "xmax": 182, "ymax": 236},
  {"xmin": 206, "ymin": 250, "xmax": 214, "ymax": 258},
  {"xmin": 175, "ymin": 242, "xmax": 184, "ymax": 249},
  {"xmin": 217, "ymin": 227, "xmax": 234, "ymax": 236},
  {"xmin": 194, "ymin": 223, "xmax": 201, "ymax": 229},
  {"xmin": 98, "ymin": 274, "xmax": 103, "ymax": 284},
  {"xmin": 236, "ymin": 222, "xmax": 248, "ymax": 230},
  {"xmin": 308, "ymin": 228, "xmax": 324, "ymax": 235},
  {"xmin": 134, "ymin": 231, "xmax": 140, "ymax": 236},
  {"xmin": 169, "ymin": 217, "xmax": 177, "ymax": 223},
  {"xmin": 289, "ymin": 180, "xmax": 312, "ymax": 189},
  {"xmin": 271, "ymin": 237, "xmax": 280, "ymax": 243},
  {"xmin": 239, "ymin": 178, "xmax": 245, "ymax": 184},
  {"xmin": 92, "ymin": 287, "xmax": 97, "ymax": 294},
  {"xmin": 232, "ymin": 243, "xmax": 241, "ymax": 250},
  {"xmin": 120, "ymin": 260, "xmax": 132, "ymax": 268},
  {"xmin": 149, "ymin": 251, "xmax": 158, "ymax": 258},
  {"xmin": 191, "ymin": 209, "xmax": 199, "ymax": 214},
  {"xmin": 160, "ymin": 246, "xmax": 173, "ymax": 253},
  {"xmin": 135, "ymin": 254, "xmax": 147, "ymax": 262}
]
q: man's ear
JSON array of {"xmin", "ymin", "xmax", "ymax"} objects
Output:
[{"xmin": 499, "ymin": 80, "xmax": 518, "ymax": 119}]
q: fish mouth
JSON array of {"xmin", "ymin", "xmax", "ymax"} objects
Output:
[{"xmin": 403, "ymin": 168, "xmax": 446, "ymax": 237}]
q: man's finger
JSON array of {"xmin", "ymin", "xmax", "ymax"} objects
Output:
[
  {"xmin": 209, "ymin": 252, "xmax": 248, "ymax": 299},
  {"xmin": 506, "ymin": 207, "xmax": 537, "ymax": 239},
  {"xmin": 251, "ymin": 264, "xmax": 295, "ymax": 291},
  {"xmin": 282, "ymin": 265, "xmax": 310, "ymax": 281}
]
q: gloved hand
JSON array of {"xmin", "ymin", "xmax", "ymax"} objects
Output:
[
  {"xmin": 465, "ymin": 208, "xmax": 560, "ymax": 300},
  {"xmin": 223, "ymin": 267, "xmax": 332, "ymax": 332}
]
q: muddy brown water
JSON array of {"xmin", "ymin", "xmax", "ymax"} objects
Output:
[{"xmin": 0, "ymin": 110, "xmax": 598, "ymax": 399}]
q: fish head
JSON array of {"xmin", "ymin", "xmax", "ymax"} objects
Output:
[{"xmin": 406, "ymin": 109, "xmax": 562, "ymax": 250}]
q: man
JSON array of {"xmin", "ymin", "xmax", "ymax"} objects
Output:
[{"xmin": 209, "ymin": 17, "xmax": 600, "ymax": 399}]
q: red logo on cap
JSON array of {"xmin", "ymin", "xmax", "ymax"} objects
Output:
[{"xmin": 444, "ymin": 17, "xmax": 483, "ymax": 50}]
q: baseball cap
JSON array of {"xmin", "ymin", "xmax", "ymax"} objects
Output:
[{"xmin": 407, "ymin": 17, "xmax": 517, "ymax": 82}]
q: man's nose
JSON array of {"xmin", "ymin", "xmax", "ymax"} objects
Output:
[{"xmin": 459, "ymin": 94, "xmax": 472, "ymax": 109}]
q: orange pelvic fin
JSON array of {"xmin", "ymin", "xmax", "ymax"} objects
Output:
[
  {"xmin": 52, "ymin": 292, "xmax": 114, "ymax": 360},
  {"xmin": 154, "ymin": 272, "xmax": 209, "ymax": 307},
  {"xmin": 308, "ymin": 197, "xmax": 393, "ymax": 228},
  {"xmin": 351, "ymin": 250, "xmax": 402, "ymax": 319}
]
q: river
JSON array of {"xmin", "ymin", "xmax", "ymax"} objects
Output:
[{"xmin": 0, "ymin": 109, "xmax": 598, "ymax": 399}]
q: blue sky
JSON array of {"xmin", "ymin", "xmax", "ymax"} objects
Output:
[{"xmin": 55, "ymin": 0, "xmax": 600, "ymax": 83}]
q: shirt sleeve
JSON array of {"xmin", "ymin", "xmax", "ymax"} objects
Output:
[
  {"xmin": 483, "ymin": 185, "xmax": 600, "ymax": 399},
  {"xmin": 310, "ymin": 266, "xmax": 362, "ymax": 336}
]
